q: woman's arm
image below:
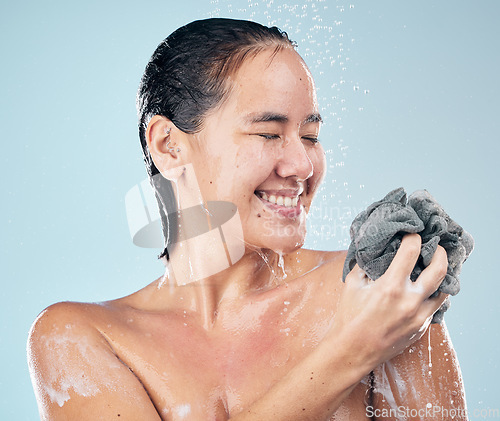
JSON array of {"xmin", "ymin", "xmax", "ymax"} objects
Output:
[
  {"xmin": 370, "ymin": 321, "xmax": 467, "ymax": 421},
  {"xmin": 27, "ymin": 302, "xmax": 162, "ymax": 421},
  {"xmin": 229, "ymin": 330, "xmax": 372, "ymax": 420}
]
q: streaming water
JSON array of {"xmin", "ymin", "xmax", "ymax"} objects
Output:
[
  {"xmin": 277, "ymin": 251, "xmax": 287, "ymax": 279},
  {"xmin": 152, "ymin": 2, "xmax": 366, "ymax": 418},
  {"xmin": 428, "ymin": 326, "xmax": 433, "ymax": 375},
  {"xmin": 208, "ymin": 0, "xmax": 364, "ymax": 253}
]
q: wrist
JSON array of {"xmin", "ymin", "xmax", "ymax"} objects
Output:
[{"xmin": 319, "ymin": 323, "xmax": 376, "ymax": 385}]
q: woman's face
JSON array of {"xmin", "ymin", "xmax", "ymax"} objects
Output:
[{"xmin": 186, "ymin": 46, "xmax": 326, "ymax": 254}]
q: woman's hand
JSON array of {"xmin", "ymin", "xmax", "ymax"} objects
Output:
[{"xmin": 330, "ymin": 233, "xmax": 449, "ymax": 373}]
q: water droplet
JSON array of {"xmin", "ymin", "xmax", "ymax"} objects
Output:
[{"xmin": 277, "ymin": 252, "xmax": 287, "ymax": 279}]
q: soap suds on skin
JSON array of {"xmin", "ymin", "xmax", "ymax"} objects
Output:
[
  {"xmin": 175, "ymin": 403, "xmax": 191, "ymax": 418},
  {"xmin": 332, "ymin": 404, "xmax": 351, "ymax": 420},
  {"xmin": 385, "ymin": 361, "xmax": 407, "ymax": 397},
  {"xmin": 40, "ymin": 334, "xmax": 101, "ymax": 406},
  {"xmin": 374, "ymin": 362, "xmax": 400, "ymax": 416},
  {"xmin": 35, "ymin": 326, "xmax": 123, "ymax": 407}
]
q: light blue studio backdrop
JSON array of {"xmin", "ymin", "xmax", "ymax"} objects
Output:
[{"xmin": 1, "ymin": 0, "xmax": 498, "ymax": 419}]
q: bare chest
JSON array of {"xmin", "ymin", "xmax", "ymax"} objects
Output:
[{"xmin": 101, "ymin": 273, "xmax": 371, "ymax": 420}]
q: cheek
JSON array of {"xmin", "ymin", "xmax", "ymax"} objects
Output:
[
  {"xmin": 234, "ymin": 145, "xmax": 276, "ymax": 186},
  {"xmin": 205, "ymin": 154, "xmax": 271, "ymax": 204}
]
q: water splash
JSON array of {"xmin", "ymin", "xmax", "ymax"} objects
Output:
[
  {"xmin": 277, "ymin": 251, "xmax": 287, "ymax": 279},
  {"xmin": 206, "ymin": 0, "xmax": 365, "ymax": 251}
]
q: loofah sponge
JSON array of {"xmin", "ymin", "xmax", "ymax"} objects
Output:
[{"xmin": 342, "ymin": 187, "xmax": 474, "ymax": 323}]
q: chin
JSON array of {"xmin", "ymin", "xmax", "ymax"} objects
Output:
[
  {"xmin": 277, "ymin": 240, "xmax": 305, "ymax": 255},
  {"xmin": 243, "ymin": 210, "xmax": 308, "ymax": 254},
  {"xmin": 251, "ymin": 230, "xmax": 306, "ymax": 255}
]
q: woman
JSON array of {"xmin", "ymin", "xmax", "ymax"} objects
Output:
[{"xmin": 28, "ymin": 18, "xmax": 466, "ymax": 420}]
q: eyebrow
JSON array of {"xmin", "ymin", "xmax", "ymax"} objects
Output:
[
  {"xmin": 303, "ymin": 113, "xmax": 323, "ymax": 124},
  {"xmin": 246, "ymin": 112, "xmax": 323, "ymax": 125},
  {"xmin": 246, "ymin": 112, "xmax": 288, "ymax": 124}
]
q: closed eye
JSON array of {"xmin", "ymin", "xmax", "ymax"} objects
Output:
[
  {"xmin": 257, "ymin": 134, "xmax": 280, "ymax": 140},
  {"xmin": 302, "ymin": 136, "xmax": 319, "ymax": 144},
  {"xmin": 254, "ymin": 134, "xmax": 318, "ymax": 143}
]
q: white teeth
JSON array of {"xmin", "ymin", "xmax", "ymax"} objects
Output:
[{"xmin": 257, "ymin": 192, "xmax": 299, "ymax": 208}]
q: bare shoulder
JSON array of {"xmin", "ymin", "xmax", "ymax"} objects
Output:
[
  {"xmin": 27, "ymin": 301, "xmax": 161, "ymax": 420},
  {"xmin": 29, "ymin": 301, "xmax": 100, "ymax": 333},
  {"xmin": 295, "ymin": 248, "xmax": 347, "ymax": 271},
  {"xmin": 314, "ymin": 248, "xmax": 347, "ymax": 262},
  {"xmin": 293, "ymin": 248, "xmax": 347, "ymax": 284},
  {"xmin": 27, "ymin": 301, "xmax": 104, "ymax": 364},
  {"xmin": 27, "ymin": 301, "xmax": 110, "ymax": 367}
]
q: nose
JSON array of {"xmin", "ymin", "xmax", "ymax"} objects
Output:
[{"xmin": 275, "ymin": 135, "xmax": 314, "ymax": 181}]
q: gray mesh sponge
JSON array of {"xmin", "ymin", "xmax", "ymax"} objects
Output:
[{"xmin": 342, "ymin": 187, "xmax": 474, "ymax": 324}]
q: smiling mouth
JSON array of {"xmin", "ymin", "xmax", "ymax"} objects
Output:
[
  {"xmin": 254, "ymin": 190, "xmax": 303, "ymax": 217},
  {"xmin": 257, "ymin": 192, "xmax": 298, "ymax": 208}
]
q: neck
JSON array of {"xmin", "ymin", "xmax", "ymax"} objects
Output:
[
  {"xmin": 156, "ymin": 247, "xmax": 292, "ymax": 329},
  {"xmin": 141, "ymin": 165, "xmax": 296, "ymax": 327}
]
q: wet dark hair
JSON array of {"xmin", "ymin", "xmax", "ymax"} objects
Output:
[{"xmin": 137, "ymin": 18, "xmax": 295, "ymax": 259}]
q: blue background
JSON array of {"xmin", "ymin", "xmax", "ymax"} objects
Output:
[{"xmin": 1, "ymin": 0, "xmax": 498, "ymax": 419}]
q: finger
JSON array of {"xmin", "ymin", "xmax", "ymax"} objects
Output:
[
  {"xmin": 383, "ymin": 233, "xmax": 422, "ymax": 282},
  {"xmin": 420, "ymin": 291, "xmax": 449, "ymax": 319},
  {"xmin": 415, "ymin": 245, "xmax": 448, "ymax": 297},
  {"xmin": 345, "ymin": 264, "xmax": 369, "ymax": 286}
]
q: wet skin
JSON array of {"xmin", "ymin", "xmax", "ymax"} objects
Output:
[
  {"xmin": 28, "ymin": 47, "xmax": 466, "ymax": 420},
  {"xmin": 175, "ymin": 47, "xmax": 327, "ymax": 256},
  {"xmin": 28, "ymin": 250, "xmax": 465, "ymax": 420}
]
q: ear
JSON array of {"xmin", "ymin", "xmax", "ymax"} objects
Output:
[{"xmin": 146, "ymin": 115, "xmax": 190, "ymax": 180}]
